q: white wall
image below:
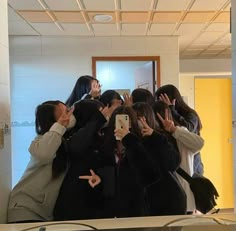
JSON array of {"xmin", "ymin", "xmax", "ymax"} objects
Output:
[
  {"xmin": 9, "ymin": 36, "xmax": 179, "ymax": 187},
  {"xmin": 231, "ymin": 0, "xmax": 236, "ymax": 211},
  {"xmin": 0, "ymin": 0, "xmax": 11, "ymax": 223},
  {"xmin": 180, "ymin": 58, "xmax": 231, "ymax": 74}
]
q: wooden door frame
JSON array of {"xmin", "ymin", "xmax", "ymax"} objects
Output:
[{"xmin": 92, "ymin": 56, "xmax": 161, "ymax": 89}]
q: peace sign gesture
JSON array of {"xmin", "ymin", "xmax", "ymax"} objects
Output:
[
  {"xmin": 157, "ymin": 109, "xmax": 176, "ymax": 133},
  {"xmin": 139, "ymin": 117, "xmax": 153, "ymax": 137}
]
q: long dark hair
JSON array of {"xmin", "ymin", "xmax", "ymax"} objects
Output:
[
  {"xmin": 99, "ymin": 90, "xmax": 123, "ymax": 107},
  {"xmin": 132, "ymin": 102, "xmax": 159, "ymax": 131},
  {"xmin": 35, "ymin": 100, "xmax": 69, "ymax": 179},
  {"xmin": 35, "ymin": 100, "xmax": 63, "ymax": 135},
  {"xmin": 155, "ymin": 84, "xmax": 202, "ymax": 131},
  {"xmin": 65, "ymin": 75, "xmax": 98, "ymax": 107},
  {"xmin": 73, "ymin": 99, "xmax": 104, "ymax": 129},
  {"xmin": 131, "ymin": 88, "xmax": 155, "ymax": 106}
]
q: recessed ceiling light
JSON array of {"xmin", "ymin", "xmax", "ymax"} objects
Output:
[{"xmin": 94, "ymin": 14, "xmax": 113, "ymax": 22}]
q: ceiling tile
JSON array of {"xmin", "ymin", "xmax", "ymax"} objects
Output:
[
  {"xmin": 214, "ymin": 12, "xmax": 230, "ymax": 23},
  {"xmin": 121, "ymin": 12, "xmax": 148, "ymax": 23},
  {"xmin": 61, "ymin": 23, "xmax": 93, "ymax": 35},
  {"xmin": 8, "ymin": 21, "xmax": 39, "ymax": 35},
  {"xmin": 93, "ymin": 24, "xmax": 119, "ymax": 35},
  {"xmin": 29, "ymin": 23, "xmax": 64, "ymax": 35},
  {"xmin": 121, "ymin": 24, "xmax": 146, "ymax": 35},
  {"xmin": 179, "ymin": 34, "xmax": 199, "ymax": 49},
  {"xmin": 207, "ymin": 45, "xmax": 230, "ymax": 51},
  {"xmin": 149, "ymin": 23, "xmax": 176, "ymax": 35},
  {"xmin": 190, "ymin": 0, "xmax": 227, "ymax": 11},
  {"xmin": 214, "ymin": 33, "xmax": 231, "ymax": 45},
  {"xmin": 183, "ymin": 12, "xmax": 215, "ymax": 23},
  {"xmin": 186, "ymin": 47, "xmax": 205, "ymax": 52},
  {"xmin": 205, "ymin": 23, "xmax": 230, "ymax": 32},
  {"xmin": 156, "ymin": 0, "xmax": 191, "ymax": 11},
  {"xmin": 8, "ymin": 7, "xmax": 23, "ymax": 21},
  {"xmin": 153, "ymin": 12, "xmax": 182, "ymax": 23},
  {"xmin": 120, "ymin": 0, "xmax": 152, "ymax": 11},
  {"xmin": 18, "ymin": 11, "xmax": 53, "ymax": 23},
  {"xmin": 45, "ymin": 0, "xmax": 79, "ymax": 10},
  {"xmin": 83, "ymin": 0, "xmax": 115, "ymax": 11},
  {"xmin": 54, "ymin": 11, "xmax": 84, "ymax": 23},
  {"xmin": 8, "ymin": 0, "xmax": 43, "ymax": 10},
  {"xmin": 88, "ymin": 12, "xmax": 115, "ymax": 23},
  {"xmin": 193, "ymin": 31, "xmax": 226, "ymax": 44},
  {"xmin": 176, "ymin": 23, "xmax": 205, "ymax": 35},
  {"xmin": 224, "ymin": 4, "xmax": 231, "ymax": 11}
]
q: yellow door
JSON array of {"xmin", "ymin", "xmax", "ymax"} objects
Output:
[{"xmin": 195, "ymin": 78, "xmax": 233, "ymax": 208}]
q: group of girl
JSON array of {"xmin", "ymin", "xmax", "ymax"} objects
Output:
[{"xmin": 7, "ymin": 75, "xmax": 204, "ymax": 223}]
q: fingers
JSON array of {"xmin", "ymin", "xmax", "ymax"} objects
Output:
[
  {"xmin": 157, "ymin": 112, "xmax": 165, "ymax": 124},
  {"xmin": 90, "ymin": 169, "xmax": 95, "ymax": 176},
  {"xmin": 89, "ymin": 176, "xmax": 101, "ymax": 188},
  {"xmin": 165, "ymin": 108, "xmax": 169, "ymax": 121},
  {"xmin": 123, "ymin": 92, "xmax": 132, "ymax": 105},
  {"xmin": 159, "ymin": 93, "xmax": 173, "ymax": 105},
  {"xmin": 79, "ymin": 170, "xmax": 101, "ymax": 188},
  {"xmin": 79, "ymin": 175, "xmax": 91, "ymax": 180}
]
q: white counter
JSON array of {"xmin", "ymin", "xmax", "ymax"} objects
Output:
[{"xmin": 1, "ymin": 214, "xmax": 236, "ymax": 231}]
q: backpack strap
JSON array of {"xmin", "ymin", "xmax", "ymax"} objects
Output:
[{"xmin": 176, "ymin": 168, "xmax": 193, "ymax": 184}]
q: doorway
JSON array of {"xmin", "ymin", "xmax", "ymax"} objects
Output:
[{"xmin": 92, "ymin": 56, "xmax": 160, "ymax": 94}]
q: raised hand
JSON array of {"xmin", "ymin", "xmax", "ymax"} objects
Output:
[
  {"xmin": 139, "ymin": 117, "xmax": 154, "ymax": 136},
  {"xmin": 157, "ymin": 109, "xmax": 176, "ymax": 133},
  {"xmin": 123, "ymin": 92, "xmax": 132, "ymax": 106},
  {"xmin": 114, "ymin": 119, "xmax": 130, "ymax": 140},
  {"xmin": 79, "ymin": 169, "xmax": 101, "ymax": 188},
  {"xmin": 159, "ymin": 93, "xmax": 176, "ymax": 106},
  {"xmin": 57, "ymin": 107, "xmax": 74, "ymax": 128},
  {"xmin": 89, "ymin": 81, "xmax": 101, "ymax": 98}
]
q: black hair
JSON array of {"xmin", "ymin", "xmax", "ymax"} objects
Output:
[
  {"xmin": 155, "ymin": 84, "xmax": 202, "ymax": 131},
  {"xmin": 65, "ymin": 75, "xmax": 98, "ymax": 107},
  {"xmin": 35, "ymin": 100, "xmax": 63, "ymax": 135},
  {"xmin": 131, "ymin": 88, "xmax": 155, "ymax": 106},
  {"xmin": 73, "ymin": 99, "xmax": 104, "ymax": 129},
  {"xmin": 99, "ymin": 90, "xmax": 123, "ymax": 107}
]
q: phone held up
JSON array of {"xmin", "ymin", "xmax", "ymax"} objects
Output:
[{"xmin": 115, "ymin": 114, "xmax": 129, "ymax": 140}]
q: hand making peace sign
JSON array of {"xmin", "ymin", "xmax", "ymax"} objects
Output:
[{"xmin": 157, "ymin": 109, "xmax": 176, "ymax": 133}]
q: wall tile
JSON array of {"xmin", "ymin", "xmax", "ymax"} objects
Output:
[
  {"xmin": 42, "ymin": 37, "xmax": 112, "ymax": 56},
  {"xmin": 9, "ymin": 36, "xmax": 42, "ymax": 56}
]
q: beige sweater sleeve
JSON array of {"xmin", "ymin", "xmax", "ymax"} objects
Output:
[
  {"xmin": 172, "ymin": 126, "xmax": 204, "ymax": 154},
  {"xmin": 28, "ymin": 122, "xmax": 66, "ymax": 163}
]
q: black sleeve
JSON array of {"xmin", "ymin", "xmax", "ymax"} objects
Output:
[
  {"xmin": 169, "ymin": 105, "xmax": 199, "ymax": 133},
  {"xmin": 122, "ymin": 133, "xmax": 160, "ymax": 187},
  {"xmin": 67, "ymin": 111, "xmax": 106, "ymax": 159},
  {"xmin": 143, "ymin": 131, "xmax": 181, "ymax": 172}
]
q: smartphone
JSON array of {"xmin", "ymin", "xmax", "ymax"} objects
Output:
[{"xmin": 115, "ymin": 114, "xmax": 129, "ymax": 140}]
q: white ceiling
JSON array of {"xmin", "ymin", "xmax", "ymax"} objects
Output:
[{"xmin": 7, "ymin": 0, "xmax": 231, "ymax": 59}]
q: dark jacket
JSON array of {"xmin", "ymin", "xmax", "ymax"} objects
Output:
[
  {"xmin": 53, "ymin": 110, "xmax": 106, "ymax": 221},
  {"xmin": 100, "ymin": 132, "xmax": 186, "ymax": 218}
]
